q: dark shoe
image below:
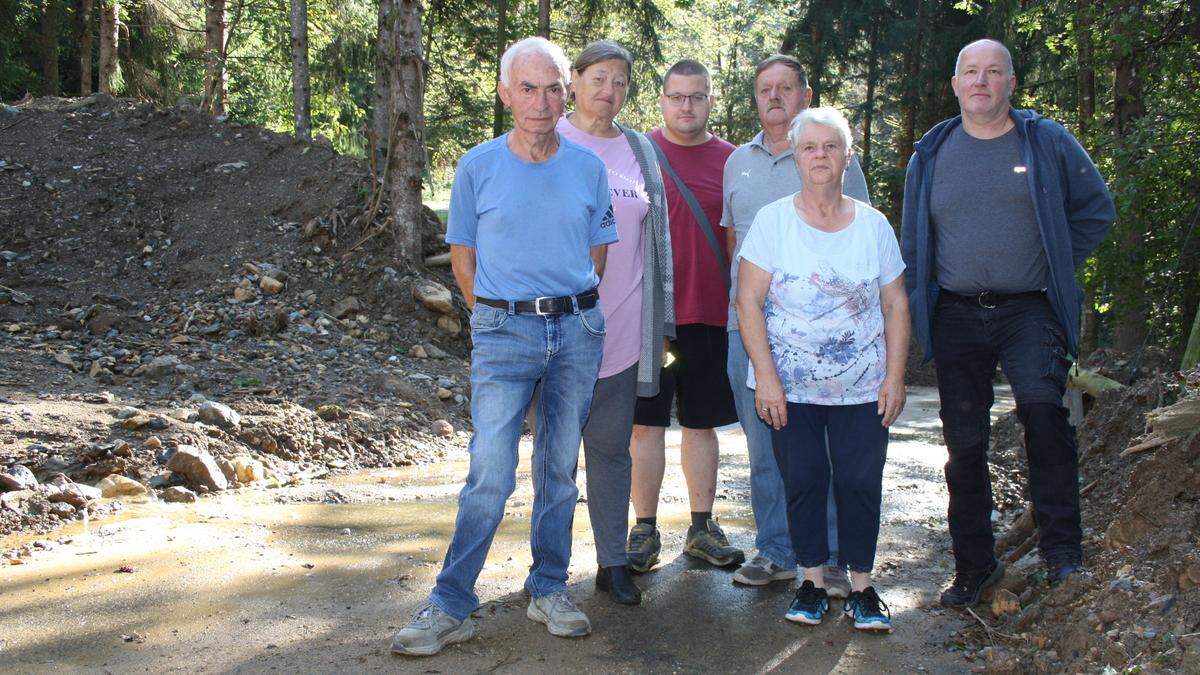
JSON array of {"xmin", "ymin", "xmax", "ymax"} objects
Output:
[
  {"xmin": 596, "ymin": 565, "xmax": 642, "ymax": 605},
  {"xmin": 684, "ymin": 518, "xmax": 746, "ymax": 568},
  {"xmin": 1046, "ymin": 554, "xmax": 1085, "ymax": 586},
  {"xmin": 940, "ymin": 560, "xmax": 1005, "ymax": 608},
  {"xmin": 785, "ymin": 580, "xmax": 829, "ymax": 625},
  {"xmin": 625, "ymin": 523, "xmax": 661, "ymax": 573}
]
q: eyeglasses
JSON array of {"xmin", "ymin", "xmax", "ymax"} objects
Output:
[{"xmin": 663, "ymin": 93, "xmax": 710, "ymax": 107}]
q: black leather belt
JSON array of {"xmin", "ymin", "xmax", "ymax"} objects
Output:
[
  {"xmin": 943, "ymin": 289, "xmax": 1045, "ymax": 309},
  {"xmin": 476, "ymin": 289, "xmax": 599, "ymax": 315}
]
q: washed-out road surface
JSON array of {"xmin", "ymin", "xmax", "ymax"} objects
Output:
[{"xmin": 0, "ymin": 386, "xmax": 1014, "ymax": 673}]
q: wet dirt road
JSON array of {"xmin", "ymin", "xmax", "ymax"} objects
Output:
[{"xmin": 0, "ymin": 386, "xmax": 1013, "ymax": 673}]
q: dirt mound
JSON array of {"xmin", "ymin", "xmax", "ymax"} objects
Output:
[
  {"xmin": 964, "ymin": 364, "xmax": 1200, "ymax": 673},
  {"xmin": 0, "ymin": 95, "xmax": 471, "ymax": 537}
]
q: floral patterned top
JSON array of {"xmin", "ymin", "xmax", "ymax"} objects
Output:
[{"xmin": 738, "ymin": 196, "xmax": 904, "ymax": 405}]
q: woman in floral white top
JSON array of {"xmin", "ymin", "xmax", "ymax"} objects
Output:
[{"xmin": 735, "ymin": 107, "xmax": 910, "ymax": 633}]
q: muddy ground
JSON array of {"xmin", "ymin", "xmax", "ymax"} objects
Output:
[{"xmin": 0, "ymin": 387, "xmax": 1011, "ymax": 673}]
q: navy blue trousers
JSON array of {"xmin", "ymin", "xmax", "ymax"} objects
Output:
[
  {"xmin": 932, "ymin": 292, "xmax": 1081, "ymax": 574},
  {"xmin": 771, "ymin": 402, "xmax": 888, "ymax": 572}
]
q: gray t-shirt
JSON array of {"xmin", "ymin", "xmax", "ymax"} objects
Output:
[
  {"xmin": 721, "ymin": 131, "xmax": 871, "ymax": 331},
  {"xmin": 930, "ymin": 126, "xmax": 1047, "ymax": 294}
]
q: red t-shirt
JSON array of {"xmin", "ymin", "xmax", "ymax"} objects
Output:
[{"xmin": 649, "ymin": 129, "xmax": 735, "ymax": 326}]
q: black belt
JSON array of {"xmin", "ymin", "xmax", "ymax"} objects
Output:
[
  {"xmin": 942, "ymin": 289, "xmax": 1045, "ymax": 309},
  {"xmin": 476, "ymin": 289, "xmax": 599, "ymax": 315}
]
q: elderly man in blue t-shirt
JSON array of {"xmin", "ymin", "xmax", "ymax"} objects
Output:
[{"xmin": 392, "ymin": 36, "xmax": 618, "ymax": 657}]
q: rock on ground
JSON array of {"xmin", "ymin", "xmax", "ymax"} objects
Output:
[{"xmin": 166, "ymin": 445, "xmax": 229, "ymax": 492}]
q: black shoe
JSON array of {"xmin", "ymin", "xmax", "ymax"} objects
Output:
[
  {"xmin": 596, "ymin": 565, "xmax": 642, "ymax": 605},
  {"xmin": 1046, "ymin": 554, "xmax": 1085, "ymax": 586},
  {"xmin": 940, "ymin": 560, "xmax": 1005, "ymax": 608}
]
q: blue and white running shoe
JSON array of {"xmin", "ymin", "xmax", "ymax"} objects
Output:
[
  {"xmin": 785, "ymin": 580, "xmax": 829, "ymax": 625},
  {"xmin": 844, "ymin": 586, "xmax": 892, "ymax": 632}
]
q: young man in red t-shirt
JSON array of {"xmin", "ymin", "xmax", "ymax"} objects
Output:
[{"xmin": 625, "ymin": 60, "xmax": 745, "ymax": 572}]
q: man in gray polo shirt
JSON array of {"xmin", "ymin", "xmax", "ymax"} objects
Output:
[
  {"xmin": 900, "ymin": 39, "xmax": 1113, "ymax": 608},
  {"xmin": 721, "ymin": 53, "xmax": 870, "ymax": 594}
]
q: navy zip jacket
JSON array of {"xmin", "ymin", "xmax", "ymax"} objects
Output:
[{"xmin": 900, "ymin": 108, "xmax": 1115, "ymax": 362}]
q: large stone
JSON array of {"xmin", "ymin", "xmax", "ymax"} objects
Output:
[
  {"xmin": 413, "ymin": 281, "xmax": 454, "ymax": 315},
  {"xmin": 97, "ymin": 475, "xmax": 148, "ymax": 498},
  {"xmin": 1, "ymin": 489, "xmax": 35, "ymax": 513},
  {"xmin": 431, "ymin": 419, "xmax": 454, "ymax": 437},
  {"xmin": 166, "ymin": 445, "xmax": 228, "ymax": 492},
  {"xmin": 330, "ymin": 296, "xmax": 362, "ymax": 319},
  {"xmin": 144, "ymin": 354, "xmax": 182, "ymax": 378},
  {"xmin": 198, "ymin": 401, "xmax": 241, "ymax": 429},
  {"xmin": 48, "ymin": 482, "xmax": 102, "ymax": 508},
  {"xmin": 0, "ymin": 465, "xmax": 38, "ymax": 492},
  {"xmin": 161, "ymin": 486, "xmax": 198, "ymax": 503},
  {"xmin": 436, "ymin": 315, "xmax": 461, "ymax": 336},
  {"xmin": 991, "ymin": 588, "xmax": 1021, "ymax": 618},
  {"xmin": 215, "ymin": 457, "xmax": 238, "ymax": 483},
  {"xmin": 230, "ymin": 456, "xmax": 265, "ymax": 483},
  {"xmin": 259, "ymin": 276, "xmax": 284, "ymax": 294}
]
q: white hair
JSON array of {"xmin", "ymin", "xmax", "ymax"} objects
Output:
[
  {"xmin": 787, "ymin": 106, "xmax": 854, "ymax": 154},
  {"xmin": 955, "ymin": 39, "xmax": 1014, "ymax": 76},
  {"xmin": 499, "ymin": 37, "xmax": 571, "ymax": 87}
]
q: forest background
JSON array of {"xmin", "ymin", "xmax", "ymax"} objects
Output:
[{"xmin": 2, "ymin": 0, "xmax": 1198, "ymax": 359}]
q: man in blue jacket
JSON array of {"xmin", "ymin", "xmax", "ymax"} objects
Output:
[{"xmin": 899, "ymin": 39, "xmax": 1114, "ymax": 608}]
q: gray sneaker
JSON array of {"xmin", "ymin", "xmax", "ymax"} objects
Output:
[
  {"xmin": 824, "ymin": 565, "xmax": 852, "ymax": 599},
  {"xmin": 527, "ymin": 590, "xmax": 591, "ymax": 637},
  {"xmin": 625, "ymin": 523, "xmax": 661, "ymax": 573},
  {"xmin": 733, "ymin": 554, "xmax": 798, "ymax": 586},
  {"xmin": 391, "ymin": 601, "xmax": 476, "ymax": 656},
  {"xmin": 684, "ymin": 518, "xmax": 747, "ymax": 568}
]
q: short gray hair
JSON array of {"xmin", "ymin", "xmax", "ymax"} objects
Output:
[
  {"xmin": 571, "ymin": 40, "xmax": 633, "ymax": 79},
  {"xmin": 787, "ymin": 106, "xmax": 853, "ymax": 154},
  {"xmin": 500, "ymin": 37, "xmax": 571, "ymax": 87},
  {"xmin": 955, "ymin": 38, "xmax": 1014, "ymax": 76}
]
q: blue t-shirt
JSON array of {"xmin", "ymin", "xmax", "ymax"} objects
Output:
[{"xmin": 445, "ymin": 133, "xmax": 618, "ymax": 300}]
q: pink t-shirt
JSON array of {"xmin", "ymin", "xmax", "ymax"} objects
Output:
[{"xmin": 556, "ymin": 116, "xmax": 647, "ymax": 378}]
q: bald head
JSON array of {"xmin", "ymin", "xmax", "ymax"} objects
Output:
[{"xmin": 955, "ymin": 39, "xmax": 1013, "ymax": 76}]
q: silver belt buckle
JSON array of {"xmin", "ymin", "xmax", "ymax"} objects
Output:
[
  {"xmin": 977, "ymin": 291, "xmax": 997, "ymax": 309},
  {"xmin": 534, "ymin": 296, "xmax": 555, "ymax": 315}
]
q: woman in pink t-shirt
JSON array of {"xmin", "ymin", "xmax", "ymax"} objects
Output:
[{"xmin": 554, "ymin": 40, "xmax": 673, "ymax": 607}]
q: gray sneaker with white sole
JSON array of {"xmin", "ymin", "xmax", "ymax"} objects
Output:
[
  {"xmin": 391, "ymin": 601, "xmax": 476, "ymax": 656},
  {"xmin": 733, "ymin": 554, "xmax": 798, "ymax": 586},
  {"xmin": 527, "ymin": 590, "xmax": 591, "ymax": 637},
  {"xmin": 823, "ymin": 565, "xmax": 852, "ymax": 599}
]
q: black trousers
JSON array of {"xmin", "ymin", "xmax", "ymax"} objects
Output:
[{"xmin": 932, "ymin": 292, "xmax": 1082, "ymax": 574}]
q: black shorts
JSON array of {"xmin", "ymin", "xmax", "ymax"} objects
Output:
[{"xmin": 633, "ymin": 324, "xmax": 738, "ymax": 429}]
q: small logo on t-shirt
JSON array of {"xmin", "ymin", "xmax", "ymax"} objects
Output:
[
  {"xmin": 1013, "ymin": 166, "xmax": 1027, "ymax": 173},
  {"xmin": 600, "ymin": 205, "xmax": 616, "ymax": 229}
]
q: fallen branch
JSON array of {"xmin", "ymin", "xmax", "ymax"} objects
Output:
[
  {"xmin": 966, "ymin": 607, "xmax": 1021, "ymax": 642},
  {"xmin": 1120, "ymin": 435, "xmax": 1175, "ymax": 458},
  {"xmin": 1080, "ymin": 479, "xmax": 1099, "ymax": 496},
  {"xmin": 424, "ymin": 252, "xmax": 450, "ymax": 267}
]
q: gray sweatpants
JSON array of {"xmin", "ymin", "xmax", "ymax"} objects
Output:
[
  {"xmin": 529, "ymin": 364, "xmax": 637, "ymax": 568},
  {"xmin": 580, "ymin": 363, "xmax": 638, "ymax": 568}
]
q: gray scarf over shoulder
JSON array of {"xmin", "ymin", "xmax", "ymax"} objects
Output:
[{"xmin": 616, "ymin": 122, "xmax": 675, "ymax": 397}]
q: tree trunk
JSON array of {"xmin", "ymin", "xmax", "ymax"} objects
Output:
[
  {"xmin": 861, "ymin": 23, "xmax": 879, "ymax": 184},
  {"xmin": 1075, "ymin": 0, "xmax": 1099, "ymax": 357},
  {"xmin": 79, "ymin": 0, "xmax": 93, "ymax": 95},
  {"xmin": 376, "ymin": 0, "xmax": 426, "ymax": 265},
  {"xmin": 1182, "ymin": 300, "xmax": 1200, "ymax": 371},
  {"xmin": 538, "ymin": 0, "xmax": 550, "ymax": 38},
  {"xmin": 491, "ymin": 0, "xmax": 508, "ymax": 138},
  {"xmin": 290, "ymin": 0, "xmax": 311, "ymax": 140},
  {"xmin": 41, "ymin": 0, "xmax": 60, "ymax": 96},
  {"xmin": 97, "ymin": 0, "xmax": 118, "ymax": 94},
  {"xmin": 1111, "ymin": 12, "xmax": 1148, "ymax": 352},
  {"xmin": 202, "ymin": 0, "xmax": 227, "ymax": 115}
]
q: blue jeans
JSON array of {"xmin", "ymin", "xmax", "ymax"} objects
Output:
[
  {"xmin": 727, "ymin": 331, "xmax": 839, "ymax": 569},
  {"xmin": 429, "ymin": 302, "xmax": 605, "ymax": 620},
  {"xmin": 772, "ymin": 402, "xmax": 888, "ymax": 572},
  {"xmin": 933, "ymin": 292, "xmax": 1081, "ymax": 573}
]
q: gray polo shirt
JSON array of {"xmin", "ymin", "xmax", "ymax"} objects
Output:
[{"xmin": 721, "ymin": 130, "xmax": 871, "ymax": 331}]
